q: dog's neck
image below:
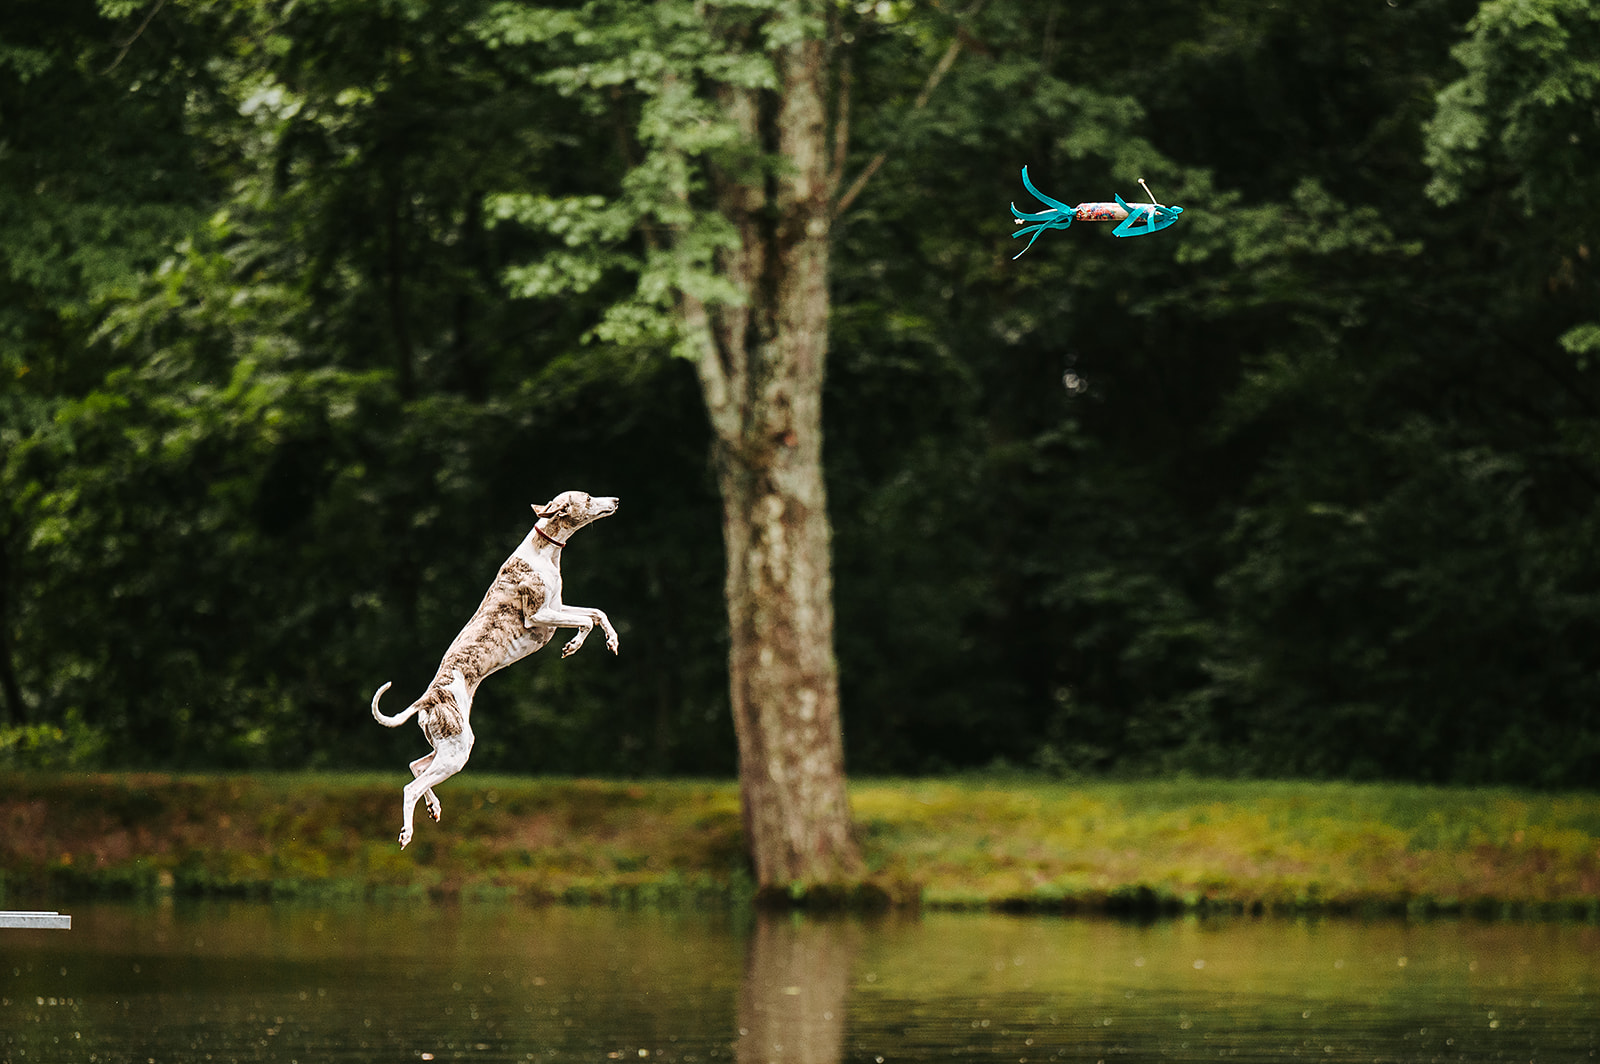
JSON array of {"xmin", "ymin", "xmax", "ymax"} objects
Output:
[{"xmin": 525, "ymin": 518, "xmax": 575, "ymax": 558}]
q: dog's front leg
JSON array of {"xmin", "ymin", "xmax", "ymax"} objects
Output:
[
  {"xmin": 518, "ymin": 581, "xmax": 547, "ymax": 630},
  {"xmin": 571, "ymin": 605, "xmax": 620, "ymax": 656},
  {"xmin": 592, "ymin": 608, "xmax": 620, "ymax": 654},
  {"xmin": 528, "ymin": 603, "xmax": 620, "ymax": 657}
]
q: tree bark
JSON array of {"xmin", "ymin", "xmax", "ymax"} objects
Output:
[
  {"xmin": 682, "ymin": 32, "xmax": 862, "ymax": 888},
  {"xmin": 0, "ymin": 533, "xmax": 28, "ymax": 724}
]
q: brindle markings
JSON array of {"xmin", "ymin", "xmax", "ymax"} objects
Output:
[{"xmin": 423, "ymin": 557, "xmax": 548, "ymax": 738}]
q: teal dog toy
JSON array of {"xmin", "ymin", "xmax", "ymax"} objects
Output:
[{"xmin": 1010, "ymin": 166, "xmax": 1183, "ymax": 257}]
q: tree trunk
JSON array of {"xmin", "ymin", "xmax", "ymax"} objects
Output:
[
  {"xmin": 717, "ymin": 421, "xmax": 857, "ymax": 888},
  {"xmin": 681, "ymin": 31, "xmax": 862, "ymax": 888},
  {"xmin": 0, "ymin": 533, "xmax": 27, "ymax": 724}
]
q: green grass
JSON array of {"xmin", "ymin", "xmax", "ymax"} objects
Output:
[
  {"xmin": 855, "ymin": 778, "xmax": 1600, "ymax": 916},
  {"xmin": 2, "ymin": 772, "xmax": 1597, "ymax": 916}
]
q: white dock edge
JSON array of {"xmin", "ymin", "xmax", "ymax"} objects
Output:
[{"xmin": 0, "ymin": 911, "xmax": 71, "ymax": 930}]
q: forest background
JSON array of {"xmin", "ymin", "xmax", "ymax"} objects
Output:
[{"xmin": 2, "ymin": 0, "xmax": 1597, "ymax": 789}]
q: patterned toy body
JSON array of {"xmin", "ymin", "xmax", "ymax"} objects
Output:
[{"xmin": 1072, "ymin": 202, "xmax": 1129, "ymax": 222}]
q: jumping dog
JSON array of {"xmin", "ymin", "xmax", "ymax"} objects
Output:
[{"xmin": 369, "ymin": 490, "xmax": 619, "ymax": 847}]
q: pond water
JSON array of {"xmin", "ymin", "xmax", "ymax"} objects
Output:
[{"xmin": 2, "ymin": 901, "xmax": 1597, "ymax": 1063}]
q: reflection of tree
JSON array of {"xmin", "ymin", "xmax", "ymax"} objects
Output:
[{"xmin": 737, "ymin": 914, "xmax": 856, "ymax": 1064}]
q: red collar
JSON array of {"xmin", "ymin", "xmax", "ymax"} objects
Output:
[{"xmin": 534, "ymin": 523, "xmax": 568, "ymax": 548}]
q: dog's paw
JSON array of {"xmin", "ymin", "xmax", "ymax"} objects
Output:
[
  {"xmin": 426, "ymin": 796, "xmax": 442, "ymax": 822},
  {"xmin": 561, "ymin": 639, "xmax": 580, "ymax": 658},
  {"xmin": 398, "ymin": 827, "xmax": 413, "ymax": 849},
  {"xmin": 607, "ymin": 634, "xmax": 620, "ymax": 655}
]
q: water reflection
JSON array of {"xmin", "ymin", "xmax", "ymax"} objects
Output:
[
  {"xmin": 738, "ymin": 914, "xmax": 856, "ymax": 1064},
  {"xmin": 1, "ymin": 902, "xmax": 1597, "ymax": 1063}
]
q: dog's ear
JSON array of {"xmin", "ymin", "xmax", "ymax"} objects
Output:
[{"xmin": 534, "ymin": 497, "xmax": 571, "ymax": 520}]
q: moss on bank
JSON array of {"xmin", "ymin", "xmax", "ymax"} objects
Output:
[{"xmin": 2, "ymin": 773, "xmax": 1598, "ymax": 917}]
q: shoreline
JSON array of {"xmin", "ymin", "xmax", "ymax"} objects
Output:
[{"xmin": 3, "ymin": 773, "xmax": 1597, "ymax": 919}]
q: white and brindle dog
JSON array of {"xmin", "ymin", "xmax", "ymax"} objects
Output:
[{"xmin": 370, "ymin": 490, "xmax": 619, "ymax": 847}]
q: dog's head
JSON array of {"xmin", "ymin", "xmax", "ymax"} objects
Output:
[{"xmin": 533, "ymin": 491, "xmax": 619, "ymax": 536}]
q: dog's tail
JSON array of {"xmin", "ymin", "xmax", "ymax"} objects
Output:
[{"xmin": 370, "ymin": 681, "xmax": 424, "ymax": 728}]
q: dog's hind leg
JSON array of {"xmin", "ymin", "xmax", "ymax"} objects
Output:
[
  {"xmin": 408, "ymin": 753, "xmax": 443, "ymax": 823},
  {"xmin": 398, "ymin": 734, "xmax": 473, "ymax": 848}
]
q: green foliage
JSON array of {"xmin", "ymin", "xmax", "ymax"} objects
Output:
[
  {"xmin": 4, "ymin": 0, "xmax": 1600, "ymax": 787},
  {"xmin": 1424, "ymin": 0, "xmax": 1600, "ymax": 216},
  {"xmin": 2, "ymin": 0, "xmax": 731, "ymax": 771},
  {"xmin": 1424, "ymin": 0, "xmax": 1600, "ymax": 420},
  {"xmin": 473, "ymin": 0, "xmax": 811, "ymax": 356},
  {"xmin": 0, "ymin": 714, "xmax": 104, "ymax": 769}
]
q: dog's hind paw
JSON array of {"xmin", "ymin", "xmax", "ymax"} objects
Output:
[
  {"xmin": 398, "ymin": 827, "xmax": 413, "ymax": 848},
  {"xmin": 426, "ymin": 796, "xmax": 442, "ymax": 822}
]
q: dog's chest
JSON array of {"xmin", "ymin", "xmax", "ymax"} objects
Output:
[{"xmin": 510, "ymin": 543, "xmax": 563, "ymax": 600}]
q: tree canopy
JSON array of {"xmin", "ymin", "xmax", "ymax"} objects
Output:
[{"xmin": 3, "ymin": 0, "xmax": 1597, "ymax": 789}]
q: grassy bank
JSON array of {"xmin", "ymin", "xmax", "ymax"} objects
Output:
[{"xmin": 3, "ymin": 773, "xmax": 1598, "ymax": 917}]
